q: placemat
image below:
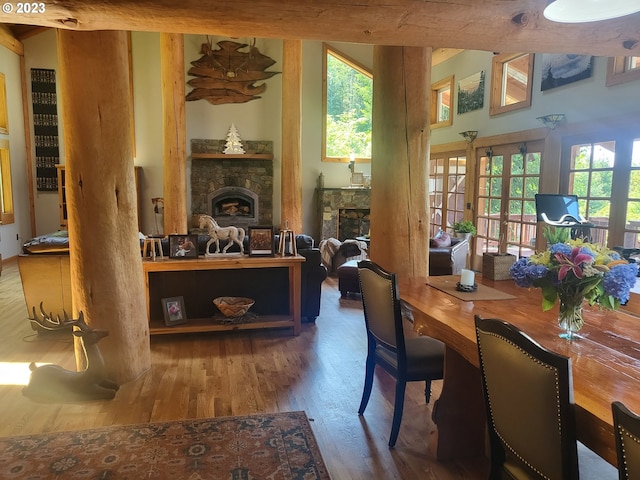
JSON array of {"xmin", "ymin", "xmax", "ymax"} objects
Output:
[{"xmin": 427, "ymin": 275, "xmax": 516, "ymax": 301}]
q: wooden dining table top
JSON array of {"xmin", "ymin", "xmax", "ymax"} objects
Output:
[{"xmin": 397, "ymin": 274, "xmax": 640, "ymax": 465}]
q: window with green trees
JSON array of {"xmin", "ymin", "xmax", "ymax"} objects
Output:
[
  {"xmin": 562, "ymin": 134, "xmax": 640, "ymax": 248},
  {"xmin": 322, "ymin": 44, "xmax": 372, "ymax": 162}
]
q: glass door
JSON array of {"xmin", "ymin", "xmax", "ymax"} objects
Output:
[{"xmin": 473, "ymin": 141, "xmax": 542, "ymax": 268}]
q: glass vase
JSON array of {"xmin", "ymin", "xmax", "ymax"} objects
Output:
[{"xmin": 558, "ymin": 296, "xmax": 584, "ymax": 340}]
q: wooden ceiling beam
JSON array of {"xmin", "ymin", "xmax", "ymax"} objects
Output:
[
  {"xmin": 0, "ymin": 24, "xmax": 23, "ymax": 55},
  {"xmin": 0, "ymin": 1, "xmax": 638, "ymax": 57}
]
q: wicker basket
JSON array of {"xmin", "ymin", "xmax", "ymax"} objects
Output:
[
  {"xmin": 482, "ymin": 253, "xmax": 516, "ymax": 281},
  {"xmin": 213, "ymin": 297, "xmax": 255, "ymax": 317}
]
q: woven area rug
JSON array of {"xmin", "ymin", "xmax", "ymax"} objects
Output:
[{"xmin": 0, "ymin": 411, "xmax": 331, "ymax": 480}]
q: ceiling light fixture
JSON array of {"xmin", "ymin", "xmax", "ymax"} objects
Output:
[{"xmin": 543, "ymin": 0, "xmax": 640, "ymax": 23}]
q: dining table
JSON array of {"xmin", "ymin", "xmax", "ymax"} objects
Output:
[{"xmin": 397, "ymin": 273, "xmax": 640, "ymax": 467}]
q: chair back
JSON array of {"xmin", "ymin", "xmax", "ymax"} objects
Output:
[
  {"xmin": 613, "ymin": 401, "xmax": 640, "ymax": 480},
  {"xmin": 475, "ymin": 316, "xmax": 579, "ymax": 480},
  {"xmin": 357, "ymin": 260, "xmax": 404, "ymax": 353}
]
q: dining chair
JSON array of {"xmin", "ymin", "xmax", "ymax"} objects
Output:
[
  {"xmin": 357, "ymin": 259, "xmax": 444, "ymax": 448},
  {"xmin": 612, "ymin": 401, "xmax": 640, "ymax": 479},
  {"xmin": 475, "ymin": 316, "xmax": 617, "ymax": 480}
]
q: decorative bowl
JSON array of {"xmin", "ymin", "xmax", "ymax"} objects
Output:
[{"xmin": 213, "ymin": 296, "xmax": 255, "ymax": 317}]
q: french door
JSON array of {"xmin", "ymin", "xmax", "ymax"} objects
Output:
[
  {"xmin": 473, "ymin": 141, "xmax": 543, "ymax": 268},
  {"xmin": 561, "ymin": 132, "xmax": 640, "ymax": 248}
]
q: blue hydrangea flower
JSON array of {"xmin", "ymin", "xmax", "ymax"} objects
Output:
[
  {"xmin": 603, "ymin": 263, "xmax": 639, "ymax": 304},
  {"xmin": 526, "ymin": 264, "xmax": 549, "ymax": 280},
  {"xmin": 549, "ymin": 243, "xmax": 572, "ymax": 256},
  {"xmin": 510, "ymin": 258, "xmax": 533, "ymax": 287},
  {"xmin": 578, "ymin": 246, "xmax": 596, "ymax": 259}
]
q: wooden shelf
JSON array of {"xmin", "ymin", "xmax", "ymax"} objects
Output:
[
  {"xmin": 143, "ymin": 255, "xmax": 304, "ymax": 336},
  {"xmin": 191, "ymin": 153, "xmax": 273, "ymax": 160},
  {"xmin": 149, "ymin": 315, "xmax": 295, "ymax": 335}
]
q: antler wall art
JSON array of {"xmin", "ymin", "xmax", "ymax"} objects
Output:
[{"xmin": 186, "ymin": 38, "xmax": 280, "ymax": 105}]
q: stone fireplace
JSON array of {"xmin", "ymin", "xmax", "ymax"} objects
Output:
[{"xmin": 190, "ymin": 139, "xmax": 273, "ymax": 230}]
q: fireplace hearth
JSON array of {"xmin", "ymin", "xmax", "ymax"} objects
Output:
[{"xmin": 191, "ymin": 139, "xmax": 273, "ymax": 230}]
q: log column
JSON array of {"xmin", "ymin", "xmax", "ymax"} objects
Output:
[
  {"xmin": 281, "ymin": 39, "xmax": 303, "ymax": 233},
  {"xmin": 57, "ymin": 30, "xmax": 150, "ymax": 383},
  {"xmin": 369, "ymin": 46, "xmax": 431, "ymax": 277},
  {"xmin": 160, "ymin": 33, "xmax": 187, "ymax": 235}
]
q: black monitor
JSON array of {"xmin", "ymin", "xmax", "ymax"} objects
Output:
[{"xmin": 535, "ymin": 194, "xmax": 586, "ymax": 225}]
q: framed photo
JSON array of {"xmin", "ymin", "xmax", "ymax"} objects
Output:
[
  {"xmin": 161, "ymin": 296, "xmax": 187, "ymax": 326},
  {"xmin": 169, "ymin": 234, "xmax": 198, "ymax": 259},
  {"xmin": 248, "ymin": 226, "xmax": 274, "ymax": 256},
  {"xmin": 541, "ymin": 54, "xmax": 593, "ymax": 91}
]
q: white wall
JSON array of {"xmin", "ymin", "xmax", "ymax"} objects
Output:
[
  {"xmin": 0, "ymin": 43, "xmax": 30, "ymax": 260},
  {"xmin": 22, "ymin": 29, "xmax": 64, "ymax": 235}
]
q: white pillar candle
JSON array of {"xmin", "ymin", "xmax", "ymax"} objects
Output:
[{"xmin": 461, "ymin": 269, "xmax": 475, "ymax": 286}]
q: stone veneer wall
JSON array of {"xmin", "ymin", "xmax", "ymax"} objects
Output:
[
  {"xmin": 318, "ymin": 188, "xmax": 371, "ymax": 241},
  {"xmin": 190, "ymin": 139, "xmax": 273, "ymax": 228}
]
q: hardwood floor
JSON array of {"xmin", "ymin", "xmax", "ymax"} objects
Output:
[{"xmin": 0, "ymin": 259, "xmax": 488, "ymax": 479}]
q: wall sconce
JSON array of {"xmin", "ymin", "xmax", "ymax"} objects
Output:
[
  {"xmin": 485, "ymin": 147, "xmax": 493, "ymax": 159},
  {"xmin": 537, "ymin": 114, "xmax": 566, "ymax": 130},
  {"xmin": 459, "ymin": 131, "xmax": 478, "ymax": 143},
  {"xmin": 543, "ymin": 0, "xmax": 640, "ymax": 23}
]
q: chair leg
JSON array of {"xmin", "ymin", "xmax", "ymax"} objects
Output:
[
  {"xmin": 358, "ymin": 356, "xmax": 375, "ymax": 415},
  {"xmin": 389, "ymin": 380, "xmax": 407, "ymax": 448},
  {"xmin": 425, "ymin": 380, "xmax": 432, "ymax": 404}
]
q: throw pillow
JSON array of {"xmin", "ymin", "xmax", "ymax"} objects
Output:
[{"xmin": 430, "ymin": 230, "xmax": 452, "ymax": 248}]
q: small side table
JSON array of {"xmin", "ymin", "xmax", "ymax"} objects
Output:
[{"xmin": 143, "ymin": 237, "xmax": 164, "ymax": 261}]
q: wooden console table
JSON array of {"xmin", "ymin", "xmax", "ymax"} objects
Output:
[{"xmin": 143, "ymin": 255, "xmax": 304, "ymax": 336}]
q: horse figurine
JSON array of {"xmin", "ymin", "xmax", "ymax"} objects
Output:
[
  {"xmin": 199, "ymin": 214, "xmax": 245, "ymax": 255},
  {"xmin": 23, "ymin": 311, "xmax": 120, "ymax": 403}
]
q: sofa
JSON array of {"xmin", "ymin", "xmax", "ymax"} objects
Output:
[
  {"xmin": 18, "ymin": 231, "xmax": 328, "ymax": 330},
  {"xmin": 429, "ymin": 236, "xmax": 469, "ymax": 276},
  {"xmin": 336, "ymin": 236, "xmax": 469, "ymax": 297}
]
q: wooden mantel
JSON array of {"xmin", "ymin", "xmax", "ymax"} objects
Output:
[
  {"xmin": 1, "ymin": 1, "xmax": 639, "ymax": 57},
  {"xmin": 191, "ymin": 153, "xmax": 273, "ymax": 160}
]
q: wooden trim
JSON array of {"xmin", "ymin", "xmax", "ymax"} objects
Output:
[
  {"xmin": 489, "ymin": 52, "xmax": 534, "ymax": 116},
  {"xmin": 0, "ymin": 24, "xmax": 23, "ymax": 55},
  {"xmin": 0, "ymin": 73, "xmax": 7, "ymax": 134},
  {"xmin": 605, "ymin": 56, "xmax": 640, "ymax": 87},
  {"xmin": 20, "ymin": 54, "xmax": 36, "ymax": 237}
]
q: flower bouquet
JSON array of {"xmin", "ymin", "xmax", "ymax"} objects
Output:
[{"xmin": 509, "ymin": 238, "xmax": 638, "ymax": 338}]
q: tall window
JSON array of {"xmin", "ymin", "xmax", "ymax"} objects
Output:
[
  {"xmin": 561, "ymin": 133, "xmax": 640, "ymax": 248},
  {"xmin": 475, "ymin": 141, "xmax": 542, "ymax": 263},
  {"xmin": 429, "ymin": 152, "xmax": 466, "ymax": 236},
  {"xmin": 322, "ymin": 44, "xmax": 372, "ymax": 162}
]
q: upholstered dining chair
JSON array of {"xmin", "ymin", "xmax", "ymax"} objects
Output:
[
  {"xmin": 357, "ymin": 259, "xmax": 445, "ymax": 448},
  {"xmin": 613, "ymin": 401, "xmax": 640, "ymax": 479},
  {"xmin": 475, "ymin": 316, "xmax": 617, "ymax": 480}
]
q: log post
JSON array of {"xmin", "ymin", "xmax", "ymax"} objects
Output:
[
  {"xmin": 160, "ymin": 33, "xmax": 187, "ymax": 235},
  {"xmin": 281, "ymin": 39, "xmax": 303, "ymax": 233},
  {"xmin": 369, "ymin": 46, "xmax": 431, "ymax": 277},
  {"xmin": 57, "ymin": 30, "xmax": 150, "ymax": 383}
]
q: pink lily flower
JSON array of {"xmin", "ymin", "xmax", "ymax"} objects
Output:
[{"xmin": 555, "ymin": 247, "xmax": 594, "ymax": 281}]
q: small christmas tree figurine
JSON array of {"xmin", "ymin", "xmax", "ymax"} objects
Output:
[{"xmin": 224, "ymin": 123, "xmax": 245, "ymax": 154}]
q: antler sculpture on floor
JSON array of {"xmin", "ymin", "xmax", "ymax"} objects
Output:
[{"xmin": 22, "ymin": 311, "xmax": 120, "ymax": 403}]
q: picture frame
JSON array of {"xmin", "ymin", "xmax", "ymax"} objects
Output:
[
  {"xmin": 169, "ymin": 234, "xmax": 198, "ymax": 259},
  {"xmin": 248, "ymin": 226, "xmax": 274, "ymax": 256},
  {"xmin": 161, "ymin": 296, "xmax": 187, "ymax": 326},
  {"xmin": 457, "ymin": 71, "xmax": 485, "ymax": 115},
  {"xmin": 0, "ymin": 73, "xmax": 8, "ymax": 134},
  {"xmin": 541, "ymin": 54, "xmax": 593, "ymax": 91}
]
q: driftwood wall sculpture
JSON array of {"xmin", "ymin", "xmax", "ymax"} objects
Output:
[{"xmin": 186, "ymin": 39, "xmax": 279, "ymax": 105}]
